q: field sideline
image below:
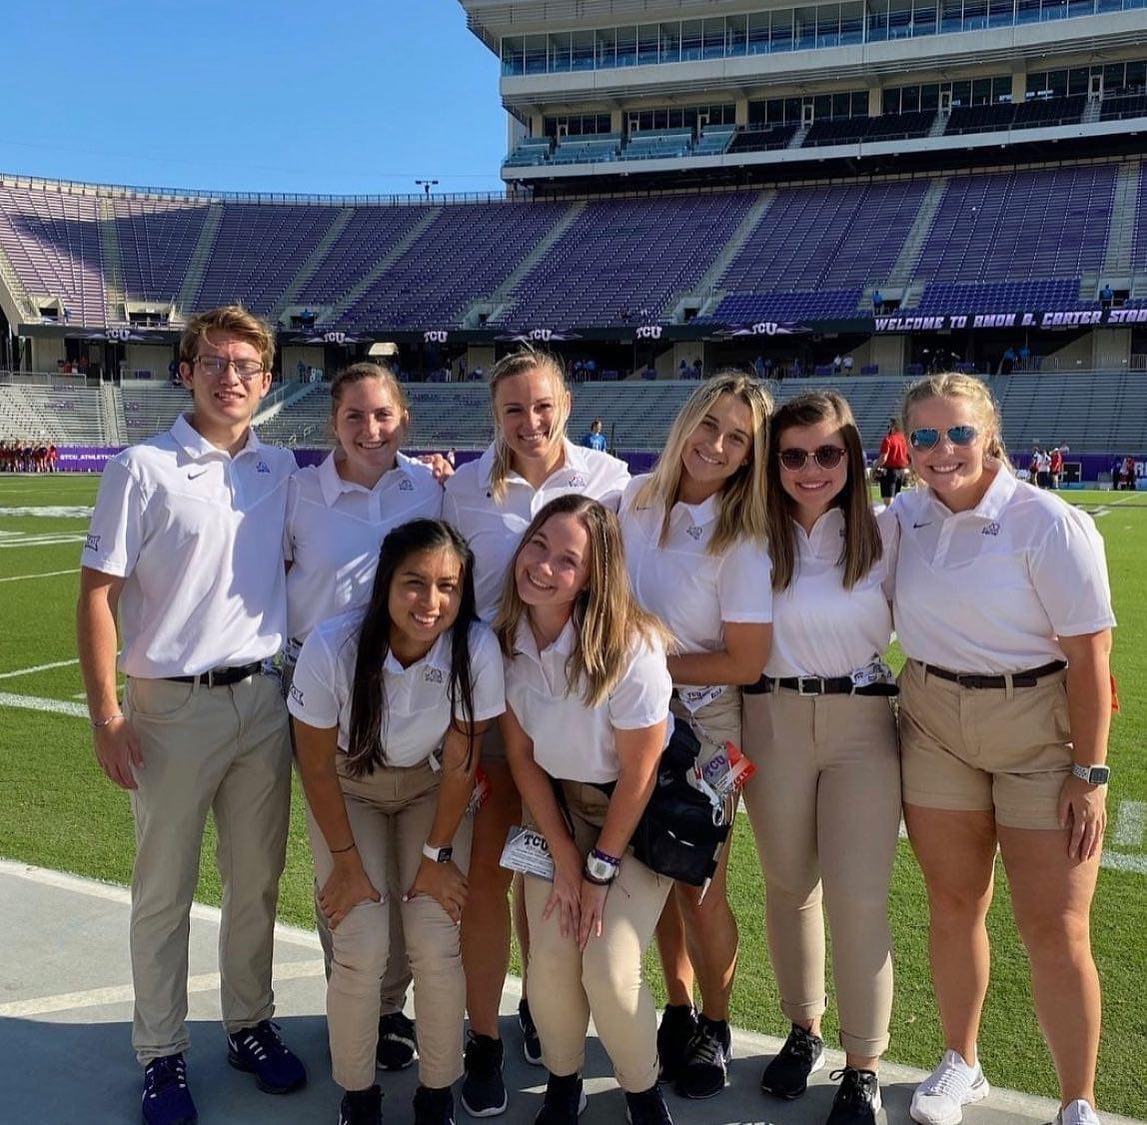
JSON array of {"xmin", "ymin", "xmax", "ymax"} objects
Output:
[{"xmin": 1, "ymin": 474, "xmax": 1144, "ymax": 1118}]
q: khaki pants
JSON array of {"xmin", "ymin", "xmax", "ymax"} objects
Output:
[
  {"xmin": 741, "ymin": 689, "xmax": 900, "ymax": 1057},
  {"xmin": 524, "ymin": 784, "xmax": 671, "ymax": 1092},
  {"xmin": 124, "ymin": 673, "xmax": 292, "ymax": 1064},
  {"xmin": 308, "ymin": 758, "xmax": 472, "ymax": 1092},
  {"xmin": 284, "ymin": 655, "xmax": 412, "ymax": 1011}
]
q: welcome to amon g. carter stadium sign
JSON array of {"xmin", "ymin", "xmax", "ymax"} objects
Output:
[{"xmin": 874, "ymin": 307, "xmax": 1147, "ymax": 332}]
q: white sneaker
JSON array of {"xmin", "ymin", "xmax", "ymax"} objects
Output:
[
  {"xmin": 1057, "ymin": 1100, "xmax": 1101, "ymax": 1125},
  {"xmin": 910, "ymin": 1050, "xmax": 990, "ymax": 1125}
]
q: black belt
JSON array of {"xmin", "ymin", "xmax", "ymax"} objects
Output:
[
  {"xmin": 921, "ymin": 659, "xmax": 1066, "ymax": 690},
  {"xmin": 164, "ymin": 661, "xmax": 262, "ymax": 688},
  {"xmin": 745, "ymin": 674, "xmax": 898, "ymax": 697}
]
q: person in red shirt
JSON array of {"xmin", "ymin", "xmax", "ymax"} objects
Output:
[
  {"xmin": 874, "ymin": 418, "xmax": 910, "ymax": 503},
  {"xmin": 1049, "ymin": 447, "xmax": 1064, "ymax": 490}
]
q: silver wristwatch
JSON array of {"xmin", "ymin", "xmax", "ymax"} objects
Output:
[{"xmin": 1071, "ymin": 763, "xmax": 1110, "ymax": 786}]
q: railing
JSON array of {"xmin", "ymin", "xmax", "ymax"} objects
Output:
[
  {"xmin": 0, "ymin": 370, "xmax": 96, "ymax": 387},
  {"xmin": 0, "ymin": 170, "xmax": 529, "ymax": 208}
]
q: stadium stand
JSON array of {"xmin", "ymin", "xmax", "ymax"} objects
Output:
[
  {"xmin": 110, "ymin": 199, "xmax": 210, "ymax": 304},
  {"xmin": 0, "ymin": 381, "xmax": 107, "ymax": 442}
]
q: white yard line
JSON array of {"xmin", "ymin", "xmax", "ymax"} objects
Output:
[
  {"xmin": 1112, "ymin": 800, "xmax": 1145, "ymax": 848},
  {"xmin": 0, "ymin": 658, "xmax": 81, "ymax": 681},
  {"xmin": 0, "ymin": 568, "xmax": 80, "ymax": 583},
  {"xmin": 0, "ymin": 691, "xmax": 87, "ymax": 717},
  {"xmin": 0, "ymin": 960, "xmax": 325, "ymax": 1018}
]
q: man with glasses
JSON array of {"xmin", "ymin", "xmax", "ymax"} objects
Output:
[{"xmin": 77, "ymin": 306, "xmax": 306, "ymax": 1125}]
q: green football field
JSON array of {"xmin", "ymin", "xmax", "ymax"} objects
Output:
[{"xmin": 1, "ymin": 474, "xmax": 1144, "ymax": 1117}]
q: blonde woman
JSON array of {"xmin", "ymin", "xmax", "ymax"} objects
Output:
[
  {"xmin": 442, "ymin": 350, "xmax": 629, "ymax": 1115},
  {"xmin": 891, "ymin": 375, "xmax": 1114, "ymax": 1125},
  {"xmin": 497, "ymin": 494, "xmax": 675, "ymax": 1125},
  {"xmin": 285, "ymin": 362, "xmax": 445, "ymax": 1073},
  {"xmin": 743, "ymin": 392, "xmax": 899, "ymax": 1125},
  {"xmin": 617, "ymin": 372, "xmax": 772, "ymax": 1099}
]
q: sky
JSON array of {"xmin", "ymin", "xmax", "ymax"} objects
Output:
[{"xmin": 0, "ymin": 0, "xmax": 508, "ymax": 198}]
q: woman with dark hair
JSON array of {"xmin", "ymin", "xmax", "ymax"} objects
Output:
[
  {"xmin": 743, "ymin": 391, "xmax": 901, "ymax": 1125},
  {"xmin": 289, "ymin": 519, "xmax": 506, "ymax": 1125}
]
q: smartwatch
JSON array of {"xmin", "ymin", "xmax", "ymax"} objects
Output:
[
  {"xmin": 1071, "ymin": 763, "xmax": 1111, "ymax": 786},
  {"xmin": 422, "ymin": 842, "xmax": 454, "ymax": 863},
  {"xmin": 584, "ymin": 848, "xmax": 621, "ymax": 885}
]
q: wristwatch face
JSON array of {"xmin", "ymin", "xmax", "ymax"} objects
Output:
[{"xmin": 1075, "ymin": 764, "xmax": 1110, "ymax": 785}]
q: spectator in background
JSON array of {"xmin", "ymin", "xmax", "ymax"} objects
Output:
[
  {"xmin": 1100, "ymin": 283, "xmax": 1113, "ymax": 310},
  {"xmin": 1049, "ymin": 446, "xmax": 1064, "ymax": 490},
  {"xmin": 872, "ymin": 290, "xmax": 883, "ymax": 314},
  {"xmin": 754, "ymin": 354, "xmax": 766, "ymax": 379},
  {"xmin": 1018, "ymin": 344, "xmax": 1031, "ymax": 370},
  {"xmin": 1117, "ymin": 455, "xmax": 1137, "ymax": 490},
  {"xmin": 874, "ymin": 418, "xmax": 910, "ymax": 506},
  {"xmin": 583, "ymin": 418, "xmax": 608, "ymax": 452},
  {"xmin": 1001, "ymin": 347, "xmax": 1016, "ymax": 376},
  {"xmin": 446, "ymin": 447, "xmax": 457, "ymax": 468},
  {"xmin": 843, "ymin": 354, "xmax": 854, "ymax": 375},
  {"xmin": 679, "ymin": 360, "xmax": 690, "ymax": 378},
  {"xmin": 833, "ymin": 354, "xmax": 843, "ymax": 375}
]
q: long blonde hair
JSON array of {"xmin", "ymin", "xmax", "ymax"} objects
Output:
[
  {"xmin": 495, "ymin": 494, "xmax": 669, "ymax": 708},
  {"xmin": 486, "ymin": 349, "xmax": 571, "ymax": 501},
  {"xmin": 634, "ymin": 371, "xmax": 771, "ymax": 555},
  {"xmin": 901, "ymin": 373, "xmax": 1010, "ymax": 468},
  {"xmin": 766, "ymin": 391, "xmax": 882, "ymax": 592}
]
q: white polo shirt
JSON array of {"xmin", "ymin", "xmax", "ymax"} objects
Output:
[
  {"xmin": 287, "ymin": 612, "xmax": 505, "ymax": 768},
  {"xmin": 619, "ymin": 475, "xmax": 772, "ymax": 704},
  {"xmin": 504, "ymin": 618, "xmax": 673, "ymax": 785},
  {"xmin": 442, "ymin": 439, "xmax": 630, "ymax": 622},
  {"xmin": 82, "ymin": 414, "xmax": 295, "ymax": 679},
  {"xmin": 285, "ymin": 451, "xmax": 443, "ymax": 642},
  {"xmin": 766, "ymin": 507, "xmax": 896, "ymax": 678},
  {"xmin": 892, "ymin": 469, "xmax": 1115, "ymax": 674}
]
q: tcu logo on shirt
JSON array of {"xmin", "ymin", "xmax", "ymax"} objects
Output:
[
  {"xmin": 686, "ymin": 525, "xmax": 703, "ymax": 541},
  {"xmin": 289, "ymin": 683, "xmax": 304, "ymax": 707},
  {"xmin": 84, "ymin": 533, "xmax": 101, "ymax": 552},
  {"xmin": 566, "ymin": 473, "xmax": 588, "ymax": 488},
  {"xmin": 424, "ymin": 667, "xmax": 445, "ymax": 685},
  {"xmin": 256, "ymin": 461, "xmax": 271, "ymax": 474},
  {"xmin": 982, "ymin": 522, "xmax": 1001, "ymax": 537},
  {"xmin": 399, "ymin": 478, "xmax": 414, "ymax": 492}
]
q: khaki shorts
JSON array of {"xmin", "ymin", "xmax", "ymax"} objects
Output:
[{"xmin": 899, "ymin": 658, "xmax": 1072, "ymax": 830}]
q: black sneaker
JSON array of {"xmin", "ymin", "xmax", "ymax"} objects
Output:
[
  {"xmin": 534, "ymin": 1072, "xmax": 586, "ymax": 1124},
  {"xmin": 377, "ymin": 1011, "xmax": 417, "ymax": 1071},
  {"xmin": 339, "ymin": 1084, "xmax": 382, "ymax": 1125},
  {"xmin": 518, "ymin": 998, "xmax": 543, "ymax": 1067},
  {"xmin": 656, "ymin": 1004, "xmax": 697, "ymax": 1084},
  {"xmin": 675, "ymin": 1015, "xmax": 732, "ymax": 1100},
  {"xmin": 414, "ymin": 1084, "xmax": 457, "ymax": 1125},
  {"xmin": 624, "ymin": 1084, "xmax": 673, "ymax": 1125},
  {"xmin": 826, "ymin": 1068, "xmax": 882, "ymax": 1125},
  {"xmin": 142, "ymin": 1053, "xmax": 197, "ymax": 1125},
  {"xmin": 760, "ymin": 1023, "xmax": 825, "ymax": 1099},
  {"xmin": 226, "ymin": 1020, "xmax": 307, "ymax": 1094},
  {"xmin": 460, "ymin": 1032, "xmax": 507, "ymax": 1118}
]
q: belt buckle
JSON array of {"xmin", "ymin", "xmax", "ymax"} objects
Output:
[{"xmin": 797, "ymin": 677, "xmax": 821, "ymax": 696}]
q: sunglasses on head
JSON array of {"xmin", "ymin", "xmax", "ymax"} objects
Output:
[
  {"xmin": 778, "ymin": 445, "xmax": 847, "ymax": 471},
  {"xmin": 909, "ymin": 425, "xmax": 979, "ymax": 451}
]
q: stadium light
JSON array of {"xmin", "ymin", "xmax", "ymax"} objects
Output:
[{"xmin": 415, "ymin": 179, "xmax": 439, "ymax": 198}]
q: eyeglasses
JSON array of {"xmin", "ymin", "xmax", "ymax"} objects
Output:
[
  {"xmin": 909, "ymin": 425, "xmax": 979, "ymax": 451},
  {"xmin": 778, "ymin": 445, "xmax": 847, "ymax": 471},
  {"xmin": 194, "ymin": 356, "xmax": 266, "ymax": 380}
]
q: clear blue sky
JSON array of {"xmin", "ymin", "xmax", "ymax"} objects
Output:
[{"xmin": 0, "ymin": 0, "xmax": 507, "ymax": 197}]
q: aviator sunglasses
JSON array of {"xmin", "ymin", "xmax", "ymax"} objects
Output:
[
  {"xmin": 778, "ymin": 445, "xmax": 847, "ymax": 471},
  {"xmin": 909, "ymin": 424, "xmax": 979, "ymax": 451}
]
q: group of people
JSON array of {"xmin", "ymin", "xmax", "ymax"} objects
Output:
[
  {"xmin": 1, "ymin": 439, "xmax": 58, "ymax": 472},
  {"xmin": 78, "ymin": 305, "xmax": 1116, "ymax": 1125},
  {"xmin": 1030, "ymin": 445, "xmax": 1066, "ymax": 489}
]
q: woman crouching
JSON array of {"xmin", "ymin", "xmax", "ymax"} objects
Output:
[
  {"xmin": 289, "ymin": 519, "xmax": 505, "ymax": 1125},
  {"xmin": 496, "ymin": 494, "xmax": 675, "ymax": 1125}
]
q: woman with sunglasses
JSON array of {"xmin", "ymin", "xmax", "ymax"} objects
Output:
[
  {"xmin": 892, "ymin": 375, "xmax": 1114, "ymax": 1125},
  {"xmin": 742, "ymin": 391, "xmax": 900, "ymax": 1125},
  {"xmin": 617, "ymin": 372, "xmax": 773, "ymax": 1100}
]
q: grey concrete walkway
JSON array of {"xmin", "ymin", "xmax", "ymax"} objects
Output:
[{"xmin": 0, "ymin": 859, "xmax": 1138, "ymax": 1125}]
